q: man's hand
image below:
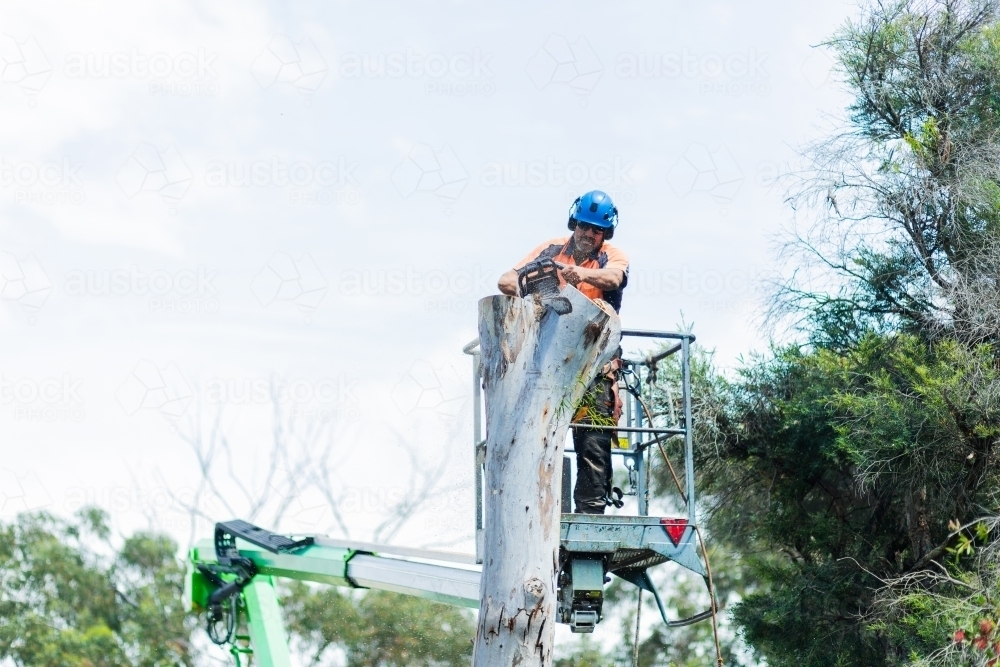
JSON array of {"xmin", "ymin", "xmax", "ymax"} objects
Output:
[
  {"xmin": 498, "ymin": 269, "xmax": 519, "ymax": 296},
  {"xmin": 612, "ymin": 382, "xmax": 623, "ymax": 423},
  {"xmin": 501, "ymin": 261, "xmax": 624, "ymax": 296},
  {"xmin": 554, "ymin": 261, "xmax": 586, "ymax": 286},
  {"xmin": 553, "ymin": 261, "xmax": 624, "ymax": 291}
]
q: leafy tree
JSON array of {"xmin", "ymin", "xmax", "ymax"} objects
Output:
[
  {"xmin": 281, "ymin": 581, "xmax": 474, "ymax": 667},
  {"xmin": 687, "ymin": 339, "xmax": 997, "ymax": 664},
  {"xmin": 553, "ymin": 636, "xmax": 612, "ymax": 667},
  {"xmin": 551, "ymin": 553, "xmax": 752, "ymax": 667},
  {"xmin": 779, "ymin": 0, "xmax": 1000, "ymax": 347},
  {"xmin": 617, "ymin": 557, "xmax": 752, "ymax": 667},
  {"xmin": 0, "ymin": 508, "xmax": 478, "ymax": 667},
  {"xmin": 0, "ymin": 509, "xmax": 195, "ymax": 667},
  {"xmin": 646, "ymin": 1, "xmax": 1000, "ymax": 664}
]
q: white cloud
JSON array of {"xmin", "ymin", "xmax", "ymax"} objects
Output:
[{"xmin": 0, "ymin": 0, "xmax": 856, "ymax": 554}]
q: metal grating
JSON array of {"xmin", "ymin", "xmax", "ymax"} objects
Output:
[{"xmin": 608, "ymin": 548, "xmax": 668, "ymax": 573}]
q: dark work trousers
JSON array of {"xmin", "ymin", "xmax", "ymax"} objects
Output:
[{"xmin": 572, "ymin": 374, "xmax": 615, "ymax": 514}]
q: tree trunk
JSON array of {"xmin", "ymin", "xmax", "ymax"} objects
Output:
[{"xmin": 473, "ymin": 287, "xmax": 621, "ymax": 667}]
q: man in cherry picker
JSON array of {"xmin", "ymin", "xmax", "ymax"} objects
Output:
[{"xmin": 498, "ymin": 190, "xmax": 629, "ymax": 514}]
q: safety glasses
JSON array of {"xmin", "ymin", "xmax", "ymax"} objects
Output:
[{"xmin": 574, "ymin": 220, "xmax": 606, "ymax": 235}]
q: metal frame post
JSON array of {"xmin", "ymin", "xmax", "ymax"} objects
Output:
[
  {"xmin": 464, "ymin": 339, "xmax": 485, "ymax": 564},
  {"xmin": 635, "ymin": 383, "xmax": 647, "ymax": 516},
  {"xmin": 623, "ymin": 380, "xmax": 635, "ymax": 448},
  {"xmin": 243, "ymin": 575, "xmax": 293, "ymax": 667},
  {"xmin": 681, "ymin": 337, "xmax": 696, "ymax": 524}
]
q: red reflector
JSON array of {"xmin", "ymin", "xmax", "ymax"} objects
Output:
[{"xmin": 660, "ymin": 518, "xmax": 688, "ymax": 546}]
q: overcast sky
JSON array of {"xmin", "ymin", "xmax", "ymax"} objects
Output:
[{"xmin": 0, "ymin": 0, "xmax": 855, "ymax": 591}]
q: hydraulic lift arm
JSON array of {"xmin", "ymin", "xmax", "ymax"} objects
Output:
[
  {"xmin": 188, "ymin": 518, "xmax": 709, "ymax": 665},
  {"xmin": 187, "ymin": 520, "xmax": 481, "ymax": 667}
]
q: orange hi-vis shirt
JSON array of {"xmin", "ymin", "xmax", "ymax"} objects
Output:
[{"xmin": 513, "ymin": 236, "xmax": 629, "ymax": 312}]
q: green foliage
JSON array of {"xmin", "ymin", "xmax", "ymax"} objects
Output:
[
  {"xmin": 0, "ymin": 509, "xmax": 474, "ymax": 667},
  {"xmin": 624, "ymin": 564, "xmax": 752, "ymax": 667},
  {"xmin": 281, "ymin": 581, "xmax": 474, "ymax": 667},
  {"xmin": 670, "ymin": 334, "xmax": 1000, "ymax": 666},
  {"xmin": 552, "ymin": 548, "xmax": 753, "ymax": 667},
  {"xmin": 681, "ymin": 0, "xmax": 1000, "ymax": 664},
  {"xmin": 553, "ymin": 636, "xmax": 614, "ymax": 667},
  {"xmin": 0, "ymin": 509, "xmax": 195, "ymax": 667},
  {"xmin": 650, "ymin": 343, "xmax": 888, "ymax": 664},
  {"xmin": 780, "ymin": 0, "xmax": 1000, "ymax": 346}
]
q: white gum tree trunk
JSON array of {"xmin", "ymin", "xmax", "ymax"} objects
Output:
[{"xmin": 473, "ymin": 286, "xmax": 621, "ymax": 667}]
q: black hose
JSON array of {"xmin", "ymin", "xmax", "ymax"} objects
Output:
[{"xmin": 207, "ymin": 595, "xmax": 237, "ymax": 646}]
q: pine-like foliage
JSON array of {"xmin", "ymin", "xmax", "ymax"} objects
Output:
[{"xmin": 653, "ymin": 1, "xmax": 1000, "ymax": 664}]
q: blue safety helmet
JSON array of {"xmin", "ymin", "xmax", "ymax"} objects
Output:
[{"xmin": 567, "ymin": 190, "xmax": 618, "ymax": 240}]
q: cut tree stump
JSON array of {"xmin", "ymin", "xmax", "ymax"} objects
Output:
[{"xmin": 473, "ymin": 286, "xmax": 621, "ymax": 667}]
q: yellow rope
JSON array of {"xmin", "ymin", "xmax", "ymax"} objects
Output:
[
  {"xmin": 633, "ymin": 588, "xmax": 643, "ymax": 667},
  {"xmin": 695, "ymin": 525, "xmax": 725, "ymax": 667},
  {"xmin": 632, "ymin": 390, "xmax": 724, "ymax": 667}
]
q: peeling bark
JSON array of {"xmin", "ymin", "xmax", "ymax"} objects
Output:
[{"xmin": 472, "ymin": 287, "xmax": 621, "ymax": 667}]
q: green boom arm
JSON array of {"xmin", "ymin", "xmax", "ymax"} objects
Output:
[{"xmin": 186, "ymin": 525, "xmax": 481, "ymax": 667}]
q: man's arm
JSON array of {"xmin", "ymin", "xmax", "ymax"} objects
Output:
[
  {"xmin": 555, "ymin": 263, "xmax": 625, "ymax": 291},
  {"xmin": 499, "ymin": 264, "xmax": 624, "ymax": 295},
  {"xmin": 498, "ymin": 269, "xmax": 519, "ymax": 296}
]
